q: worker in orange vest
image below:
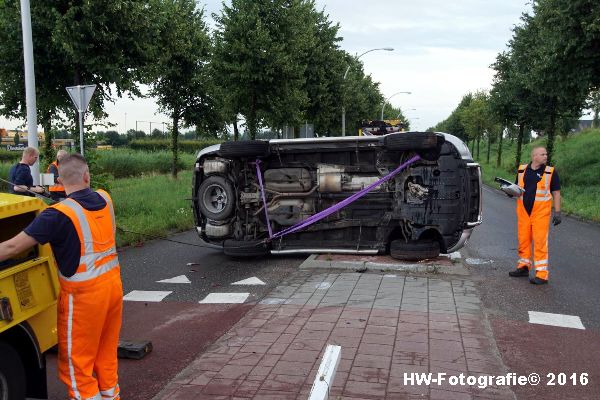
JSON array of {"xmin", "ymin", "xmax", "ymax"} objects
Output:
[
  {"xmin": 508, "ymin": 146, "xmax": 561, "ymax": 285},
  {"xmin": 47, "ymin": 149, "xmax": 68, "ymax": 201},
  {"xmin": 0, "ymin": 153, "xmax": 122, "ymax": 399}
]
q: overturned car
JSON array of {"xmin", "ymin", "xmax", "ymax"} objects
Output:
[{"xmin": 192, "ymin": 132, "xmax": 481, "ymax": 260}]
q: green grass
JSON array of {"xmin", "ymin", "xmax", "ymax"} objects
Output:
[
  {"xmin": 475, "ymin": 129, "xmax": 600, "ymax": 222},
  {"xmin": 111, "ymin": 170, "xmax": 195, "ymax": 247},
  {"xmin": 95, "ymin": 149, "xmax": 196, "ymax": 178}
]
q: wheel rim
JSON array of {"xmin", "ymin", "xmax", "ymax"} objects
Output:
[{"xmin": 202, "ymin": 184, "xmax": 229, "ymax": 214}]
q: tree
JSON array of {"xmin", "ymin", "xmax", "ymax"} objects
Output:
[
  {"xmin": 299, "ymin": 5, "xmax": 345, "ymax": 135},
  {"xmin": 459, "ymin": 91, "xmax": 492, "ymax": 160},
  {"xmin": 0, "ymin": 0, "xmax": 161, "ymax": 152},
  {"xmin": 151, "ymin": 128, "xmax": 164, "ymax": 138},
  {"xmin": 213, "ymin": 0, "xmax": 311, "ymax": 139},
  {"xmin": 588, "ymin": 90, "xmax": 600, "ymax": 129},
  {"xmin": 342, "ymin": 55, "xmax": 384, "ymax": 135},
  {"xmin": 148, "ymin": 0, "xmax": 220, "ymax": 177}
]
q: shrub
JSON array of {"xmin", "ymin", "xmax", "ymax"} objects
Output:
[
  {"xmin": 94, "ymin": 149, "xmax": 197, "ymax": 178},
  {"xmin": 129, "ymin": 138, "xmax": 221, "ymax": 153}
]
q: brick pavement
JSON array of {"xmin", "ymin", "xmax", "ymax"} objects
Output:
[{"xmin": 153, "ymin": 270, "xmax": 515, "ymax": 400}]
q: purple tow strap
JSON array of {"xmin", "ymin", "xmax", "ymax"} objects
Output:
[
  {"xmin": 255, "ymin": 154, "xmax": 421, "ymax": 241},
  {"xmin": 255, "ymin": 159, "xmax": 273, "ymax": 238}
]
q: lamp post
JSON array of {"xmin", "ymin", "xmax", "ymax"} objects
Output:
[
  {"xmin": 381, "ymin": 91, "xmax": 411, "ymax": 120},
  {"xmin": 342, "ymin": 47, "xmax": 394, "ymax": 136}
]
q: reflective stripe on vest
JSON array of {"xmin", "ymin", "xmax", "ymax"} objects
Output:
[
  {"xmin": 52, "ymin": 190, "xmax": 119, "ymax": 283},
  {"xmin": 517, "ymin": 164, "xmax": 554, "ymax": 202},
  {"xmin": 535, "ymin": 166, "xmax": 554, "ymax": 201},
  {"xmin": 48, "ymin": 161, "xmax": 64, "ymax": 192}
]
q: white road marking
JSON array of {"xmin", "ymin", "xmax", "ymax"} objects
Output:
[
  {"xmin": 528, "ymin": 311, "xmax": 585, "ymax": 330},
  {"xmin": 383, "ymin": 274, "xmax": 398, "ymax": 278},
  {"xmin": 157, "ymin": 275, "xmax": 191, "ymax": 284},
  {"xmin": 123, "ymin": 290, "xmax": 172, "ymax": 302},
  {"xmin": 199, "ymin": 292, "xmax": 250, "ymax": 304},
  {"xmin": 231, "ymin": 277, "xmax": 266, "ymax": 285}
]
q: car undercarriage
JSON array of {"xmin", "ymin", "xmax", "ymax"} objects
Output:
[{"xmin": 192, "ymin": 132, "xmax": 481, "ymax": 260}]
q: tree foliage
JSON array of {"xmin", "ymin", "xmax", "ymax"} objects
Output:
[
  {"xmin": 148, "ymin": 0, "xmax": 219, "ymax": 177},
  {"xmin": 213, "ymin": 0, "xmax": 311, "ymax": 139}
]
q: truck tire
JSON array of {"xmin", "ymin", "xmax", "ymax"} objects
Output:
[
  {"xmin": 390, "ymin": 238, "xmax": 440, "ymax": 261},
  {"xmin": 384, "ymin": 132, "xmax": 440, "ymax": 151},
  {"xmin": 0, "ymin": 342, "xmax": 26, "ymax": 400},
  {"xmin": 219, "ymin": 140, "xmax": 270, "ymax": 158},
  {"xmin": 223, "ymin": 239, "xmax": 270, "ymax": 257},
  {"xmin": 197, "ymin": 176, "xmax": 235, "ymax": 221}
]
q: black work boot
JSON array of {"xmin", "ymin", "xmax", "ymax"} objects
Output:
[
  {"xmin": 509, "ymin": 268, "xmax": 529, "ymax": 277},
  {"xmin": 529, "ymin": 277, "xmax": 548, "ymax": 285}
]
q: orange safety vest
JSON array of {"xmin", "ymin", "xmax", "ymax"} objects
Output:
[
  {"xmin": 50, "ymin": 190, "xmax": 120, "ymax": 289},
  {"xmin": 516, "ymin": 164, "xmax": 554, "ymax": 204},
  {"xmin": 47, "ymin": 161, "xmax": 65, "ymax": 193},
  {"xmin": 51, "ymin": 190, "xmax": 122, "ymax": 400}
]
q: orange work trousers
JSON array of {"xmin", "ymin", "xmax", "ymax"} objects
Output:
[
  {"xmin": 516, "ymin": 200, "xmax": 551, "ymax": 280},
  {"xmin": 58, "ymin": 272, "xmax": 123, "ymax": 400}
]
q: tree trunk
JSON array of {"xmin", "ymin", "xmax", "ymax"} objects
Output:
[
  {"xmin": 476, "ymin": 133, "xmax": 481, "ymax": 159},
  {"xmin": 515, "ymin": 123, "xmax": 524, "ymax": 170},
  {"xmin": 486, "ymin": 132, "xmax": 491, "ymax": 164},
  {"xmin": 546, "ymin": 106, "xmax": 557, "ymax": 164},
  {"xmin": 249, "ymin": 93, "xmax": 257, "ymax": 140},
  {"xmin": 233, "ymin": 118, "xmax": 239, "ymax": 141},
  {"xmin": 171, "ymin": 112, "xmax": 179, "ymax": 178},
  {"xmin": 496, "ymin": 126, "xmax": 504, "ymax": 168}
]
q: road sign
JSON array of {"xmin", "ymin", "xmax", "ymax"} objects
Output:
[
  {"xmin": 66, "ymin": 85, "xmax": 96, "ymax": 155},
  {"xmin": 66, "ymin": 85, "xmax": 96, "ymax": 113}
]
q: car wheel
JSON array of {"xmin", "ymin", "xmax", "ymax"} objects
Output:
[
  {"xmin": 0, "ymin": 342, "xmax": 26, "ymax": 400},
  {"xmin": 384, "ymin": 132, "xmax": 440, "ymax": 151},
  {"xmin": 197, "ymin": 176, "xmax": 235, "ymax": 221},
  {"xmin": 223, "ymin": 239, "xmax": 270, "ymax": 257},
  {"xmin": 219, "ymin": 140, "xmax": 270, "ymax": 158},
  {"xmin": 390, "ymin": 238, "xmax": 440, "ymax": 261}
]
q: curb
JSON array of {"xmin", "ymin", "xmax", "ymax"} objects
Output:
[{"xmin": 299, "ymin": 253, "xmax": 469, "ymax": 275}]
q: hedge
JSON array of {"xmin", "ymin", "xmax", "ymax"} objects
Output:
[{"xmin": 129, "ymin": 139, "xmax": 222, "ymax": 153}]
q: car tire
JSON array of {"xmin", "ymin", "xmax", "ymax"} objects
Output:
[
  {"xmin": 384, "ymin": 132, "xmax": 440, "ymax": 151},
  {"xmin": 197, "ymin": 176, "xmax": 235, "ymax": 221},
  {"xmin": 223, "ymin": 239, "xmax": 270, "ymax": 257},
  {"xmin": 0, "ymin": 341, "xmax": 26, "ymax": 400},
  {"xmin": 390, "ymin": 238, "xmax": 440, "ymax": 261},
  {"xmin": 219, "ymin": 140, "xmax": 270, "ymax": 158}
]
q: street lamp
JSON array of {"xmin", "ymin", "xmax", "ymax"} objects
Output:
[
  {"xmin": 342, "ymin": 47, "xmax": 394, "ymax": 136},
  {"xmin": 381, "ymin": 91, "xmax": 411, "ymax": 120}
]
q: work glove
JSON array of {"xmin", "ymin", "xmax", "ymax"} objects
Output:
[{"xmin": 552, "ymin": 211, "xmax": 562, "ymax": 226}]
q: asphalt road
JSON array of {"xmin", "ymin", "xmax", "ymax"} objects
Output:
[
  {"xmin": 464, "ymin": 185, "xmax": 600, "ymax": 399},
  {"xmin": 44, "ymin": 230, "xmax": 305, "ymax": 400},
  {"xmin": 465, "ymin": 185, "xmax": 600, "ymax": 328}
]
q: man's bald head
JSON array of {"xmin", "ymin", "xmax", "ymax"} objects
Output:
[
  {"xmin": 58, "ymin": 153, "xmax": 89, "ymax": 186},
  {"xmin": 56, "ymin": 149, "xmax": 68, "ymax": 162}
]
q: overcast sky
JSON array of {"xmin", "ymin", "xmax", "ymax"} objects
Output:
[{"xmin": 1, "ymin": 0, "xmax": 530, "ymax": 134}]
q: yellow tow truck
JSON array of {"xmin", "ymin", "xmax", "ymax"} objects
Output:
[{"xmin": 0, "ymin": 193, "xmax": 59, "ymax": 399}]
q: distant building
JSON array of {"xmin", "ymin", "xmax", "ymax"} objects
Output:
[{"xmin": 572, "ymin": 119, "xmax": 593, "ymax": 133}]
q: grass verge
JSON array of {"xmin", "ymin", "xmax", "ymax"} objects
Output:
[{"xmin": 111, "ymin": 170, "xmax": 196, "ymax": 247}]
